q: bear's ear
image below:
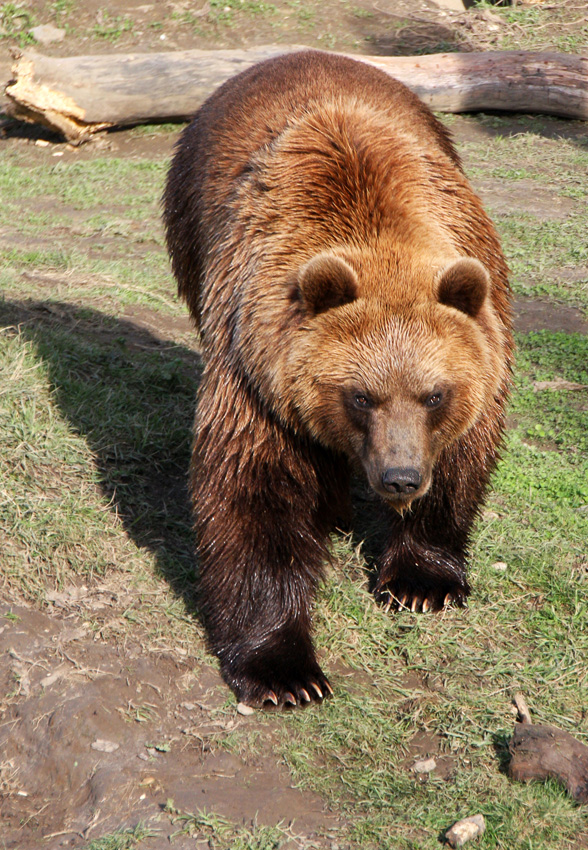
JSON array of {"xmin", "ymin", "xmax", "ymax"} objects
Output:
[
  {"xmin": 297, "ymin": 254, "xmax": 358, "ymax": 316},
  {"xmin": 437, "ymin": 258, "xmax": 490, "ymax": 318}
]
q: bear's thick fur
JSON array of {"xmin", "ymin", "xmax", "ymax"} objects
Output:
[{"xmin": 164, "ymin": 50, "xmax": 513, "ymax": 708}]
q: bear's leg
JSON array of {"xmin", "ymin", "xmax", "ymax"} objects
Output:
[
  {"xmin": 374, "ymin": 434, "xmax": 498, "ymax": 612},
  {"xmin": 192, "ymin": 366, "xmax": 347, "ymax": 707}
]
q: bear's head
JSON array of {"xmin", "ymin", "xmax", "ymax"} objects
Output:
[{"xmin": 284, "ymin": 251, "xmax": 506, "ymax": 509}]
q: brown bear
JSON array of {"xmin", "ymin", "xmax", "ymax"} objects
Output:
[{"xmin": 164, "ymin": 50, "xmax": 513, "ymax": 708}]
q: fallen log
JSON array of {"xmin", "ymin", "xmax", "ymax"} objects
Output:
[{"xmin": 4, "ymin": 47, "xmax": 588, "ymax": 143}]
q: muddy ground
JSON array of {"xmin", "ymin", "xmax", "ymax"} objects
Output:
[
  {"xmin": 1, "ymin": 1, "xmax": 587, "ymax": 848},
  {"xmin": 0, "ymin": 597, "xmax": 336, "ymax": 848}
]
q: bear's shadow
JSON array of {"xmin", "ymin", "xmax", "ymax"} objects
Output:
[{"xmin": 3, "ymin": 297, "xmax": 203, "ymax": 613}]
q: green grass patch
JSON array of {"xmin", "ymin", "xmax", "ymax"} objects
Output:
[
  {"xmin": 470, "ymin": 0, "xmax": 588, "ymax": 53},
  {"xmin": 83, "ymin": 824, "xmax": 156, "ymax": 850},
  {"xmin": 498, "ymin": 215, "xmax": 588, "ymax": 305},
  {"xmin": 511, "ymin": 331, "xmax": 588, "ymax": 454},
  {"xmin": 165, "ymin": 805, "xmax": 296, "ymax": 848},
  {"xmin": 93, "ymin": 11, "xmax": 133, "ymax": 41},
  {"xmin": 0, "ymin": 305, "xmax": 199, "ymax": 593},
  {"xmin": 0, "ymin": 156, "xmax": 167, "ymax": 211},
  {"xmin": 0, "ymin": 154, "xmax": 178, "ymax": 313},
  {"xmin": 0, "ymin": 2, "xmax": 36, "ymax": 45},
  {"xmin": 457, "ymin": 128, "xmax": 588, "ymax": 310},
  {"xmin": 174, "ymin": 0, "xmax": 277, "ymax": 28}
]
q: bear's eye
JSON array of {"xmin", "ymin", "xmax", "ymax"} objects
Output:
[
  {"xmin": 354, "ymin": 393, "xmax": 372, "ymax": 409},
  {"xmin": 425, "ymin": 391, "xmax": 443, "ymax": 409}
]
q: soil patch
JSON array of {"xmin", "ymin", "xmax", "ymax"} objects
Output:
[
  {"xmin": 472, "ymin": 178, "xmax": 577, "ymax": 221},
  {"xmin": 514, "ymin": 298, "xmax": 588, "ymax": 335},
  {"xmin": 0, "ymin": 600, "xmax": 336, "ymax": 849}
]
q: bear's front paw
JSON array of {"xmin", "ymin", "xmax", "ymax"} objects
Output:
[
  {"xmin": 222, "ymin": 645, "xmax": 333, "ymax": 709},
  {"xmin": 375, "ymin": 578, "xmax": 469, "ymax": 613}
]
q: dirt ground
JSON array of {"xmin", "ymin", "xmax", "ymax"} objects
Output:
[
  {"xmin": 1, "ymin": 1, "xmax": 587, "ymax": 848},
  {"xmin": 0, "ymin": 598, "xmax": 336, "ymax": 849}
]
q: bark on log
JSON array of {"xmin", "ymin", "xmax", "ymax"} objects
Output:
[
  {"xmin": 509, "ymin": 723, "xmax": 588, "ymax": 803},
  {"xmin": 4, "ymin": 47, "xmax": 588, "ymax": 143}
]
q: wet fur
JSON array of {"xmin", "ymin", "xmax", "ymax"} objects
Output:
[{"xmin": 164, "ymin": 50, "xmax": 513, "ymax": 707}]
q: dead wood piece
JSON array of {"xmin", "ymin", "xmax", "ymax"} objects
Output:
[
  {"xmin": 4, "ymin": 47, "xmax": 588, "ymax": 143},
  {"xmin": 509, "ymin": 722, "xmax": 588, "ymax": 803},
  {"xmin": 513, "ymin": 691, "xmax": 533, "ymax": 724}
]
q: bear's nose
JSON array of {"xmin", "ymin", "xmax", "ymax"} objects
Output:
[{"xmin": 381, "ymin": 467, "xmax": 422, "ymax": 495}]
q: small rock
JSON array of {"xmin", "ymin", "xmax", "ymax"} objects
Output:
[
  {"xmin": 91, "ymin": 739, "xmax": 119, "ymax": 753},
  {"xmin": 30, "ymin": 24, "xmax": 66, "ymax": 45},
  {"xmin": 445, "ymin": 815, "xmax": 486, "ymax": 848},
  {"xmin": 411, "ymin": 757, "xmax": 436, "ymax": 774},
  {"xmin": 35, "ymin": 139, "xmax": 49, "ymax": 147},
  {"xmin": 39, "ymin": 671, "xmax": 62, "ymax": 688},
  {"xmin": 492, "ymin": 561, "xmax": 508, "ymax": 572},
  {"xmin": 236, "ymin": 702, "xmax": 255, "ymax": 716}
]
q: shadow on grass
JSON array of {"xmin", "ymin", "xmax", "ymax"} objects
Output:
[
  {"xmin": 492, "ymin": 730, "xmax": 514, "ymax": 776},
  {"xmin": 1, "ymin": 297, "xmax": 203, "ymax": 614}
]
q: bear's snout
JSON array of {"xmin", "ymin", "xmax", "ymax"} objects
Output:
[{"xmin": 381, "ymin": 467, "xmax": 422, "ymax": 495}]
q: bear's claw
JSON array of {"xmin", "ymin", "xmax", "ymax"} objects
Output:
[
  {"xmin": 378, "ymin": 587, "xmax": 466, "ymax": 613},
  {"xmin": 234, "ymin": 667, "xmax": 333, "ymax": 709},
  {"xmin": 256, "ymin": 679, "xmax": 332, "ymax": 709}
]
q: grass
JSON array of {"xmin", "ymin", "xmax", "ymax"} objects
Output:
[
  {"xmin": 469, "ymin": 0, "xmax": 588, "ymax": 53},
  {"xmin": 83, "ymin": 824, "xmax": 157, "ymax": 850},
  {"xmin": 1, "ymin": 113, "xmax": 587, "ymax": 848},
  {"xmin": 165, "ymin": 805, "xmax": 298, "ymax": 848},
  {"xmin": 93, "ymin": 10, "xmax": 133, "ymax": 41},
  {"xmin": 51, "ymin": 0, "xmax": 75, "ymax": 26},
  {"xmin": 171, "ymin": 0, "xmax": 277, "ymax": 31},
  {"xmin": 208, "ymin": 0, "xmax": 277, "ymax": 25},
  {"xmin": 0, "ymin": 2, "xmax": 35, "ymax": 45},
  {"xmin": 0, "ymin": 154, "xmax": 177, "ymax": 313},
  {"xmin": 460, "ymin": 128, "xmax": 588, "ymax": 310}
]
